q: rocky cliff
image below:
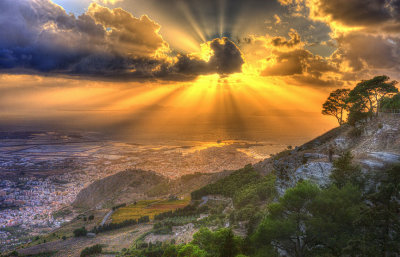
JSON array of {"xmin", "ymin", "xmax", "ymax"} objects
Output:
[{"xmin": 254, "ymin": 115, "xmax": 400, "ymax": 195}]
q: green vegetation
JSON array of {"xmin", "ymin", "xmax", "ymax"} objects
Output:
[
  {"xmin": 73, "ymin": 227, "xmax": 87, "ymax": 237},
  {"xmin": 329, "ymin": 151, "xmax": 363, "ymax": 188},
  {"xmin": 322, "ymin": 75, "xmax": 399, "ymax": 125},
  {"xmin": 80, "ymin": 244, "xmax": 103, "ymax": 257},
  {"xmin": 191, "ymin": 164, "xmax": 261, "ymax": 200},
  {"xmin": 380, "ymin": 92, "xmax": 400, "ymax": 111},
  {"xmin": 121, "ymin": 228, "xmax": 243, "ymax": 257},
  {"xmin": 252, "ymin": 181, "xmax": 364, "ymax": 257},
  {"xmin": 233, "ymin": 174, "xmax": 276, "ymax": 209},
  {"xmin": 251, "ymin": 164, "xmax": 400, "ymax": 256},
  {"xmin": 154, "ymin": 205, "xmax": 208, "ymax": 221},
  {"xmin": 321, "ymin": 88, "xmax": 350, "ymax": 125},
  {"xmin": 135, "ymin": 154, "xmax": 400, "ymax": 257},
  {"xmin": 92, "ymin": 218, "xmax": 141, "ymax": 234}
]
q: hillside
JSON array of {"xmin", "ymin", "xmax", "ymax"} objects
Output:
[
  {"xmin": 73, "ymin": 170, "xmax": 167, "ymax": 209},
  {"xmin": 122, "ymin": 114, "xmax": 399, "ymax": 257},
  {"xmin": 254, "ymin": 115, "xmax": 400, "ymax": 194},
  {"xmin": 73, "ymin": 169, "xmax": 232, "ymax": 209}
]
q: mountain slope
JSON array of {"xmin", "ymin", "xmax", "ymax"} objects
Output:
[
  {"xmin": 73, "ymin": 170, "xmax": 166, "ymax": 209},
  {"xmin": 254, "ymin": 115, "xmax": 400, "ymax": 194},
  {"xmin": 73, "ymin": 169, "xmax": 232, "ymax": 209}
]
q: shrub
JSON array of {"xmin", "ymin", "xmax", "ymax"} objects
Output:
[
  {"xmin": 380, "ymin": 93, "xmax": 400, "ymax": 111},
  {"xmin": 92, "ymin": 219, "xmax": 137, "ymax": 233},
  {"xmin": 73, "ymin": 227, "xmax": 87, "ymax": 237},
  {"xmin": 138, "ymin": 215, "xmax": 150, "ymax": 223},
  {"xmin": 348, "ymin": 127, "xmax": 362, "ymax": 138},
  {"xmin": 347, "ymin": 110, "xmax": 371, "ymax": 126},
  {"xmin": 80, "ymin": 244, "xmax": 102, "ymax": 257},
  {"xmin": 330, "ymin": 151, "xmax": 363, "ymax": 188},
  {"xmin": 8, "ymin": 251, "xmax": 19, "ymax": 257}
]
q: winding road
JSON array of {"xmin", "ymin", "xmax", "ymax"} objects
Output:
[{"xmin": 100, "ymin": 210, "xmax": 113, "ymax": 226}]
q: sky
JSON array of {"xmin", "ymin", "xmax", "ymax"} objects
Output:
[{"xmin": 0, "ymin": 0, "xmax": 399, "ymax": 143}]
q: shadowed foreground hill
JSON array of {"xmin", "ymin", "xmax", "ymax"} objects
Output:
[
  {"xmin": 73, "ymin": 169, "xmax": 232, "ymax": 209},
  {"xmin": 73, "ymin": 170, "xmax": 166, "ymax": 209}
]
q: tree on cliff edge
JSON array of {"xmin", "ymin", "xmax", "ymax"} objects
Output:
[{"xmin": 322, "ymin": 88, "xmax": 350, "ymax": 125}]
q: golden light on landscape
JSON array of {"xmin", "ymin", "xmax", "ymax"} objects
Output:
[{"xmin": 2, "ymin": 0, "xmax": 400, "ymax": 255}]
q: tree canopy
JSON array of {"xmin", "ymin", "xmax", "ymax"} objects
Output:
[
  {"xmin": 322, "ymin": 88, "xmax": 350, "ymax": 125},
  {"xmin": 322, "ymin": 75, "xmax": 398, "ymax": 125},
  {"xmin": 347, "ymin": 75, "xmax": 398, "ymax": 114}
]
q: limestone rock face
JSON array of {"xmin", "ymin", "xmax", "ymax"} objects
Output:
[
  {"xmin": 294, "ymin": 162, "xmax": 333, "ymax": 185},
  {"xmin": 274, "ymin": 162, "xmax": 333, "ymax": 196}
]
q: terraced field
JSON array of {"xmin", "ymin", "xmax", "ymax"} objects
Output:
[{"xmin": 111, "ymin": 197, "xmax": 190, "ymax": 223}]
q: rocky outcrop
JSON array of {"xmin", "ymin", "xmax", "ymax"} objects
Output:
[{"xmin": 255, "ymin": 115, "xmax": 400, "ymax": 195}]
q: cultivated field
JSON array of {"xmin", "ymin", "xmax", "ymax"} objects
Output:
[{"xmin": 111, "ymin": 197, "xmax": 190, "ymax": 223}]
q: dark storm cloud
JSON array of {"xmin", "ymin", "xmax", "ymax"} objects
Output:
[
  {"xmin": 0, "ymin": 0, "xmax": 244, "ymax": 81},
  {"xmin": 208, "ymin": 38, "xmax": 244, "ymax": 74},
  {"xmin": 302, "ymin": 0, "xmax": 400, "ymax": 32},
  {"xmin": 175, "ymin": 38, "xmax": 244, "ymax": 76},
  {"xmin": 315, "ymin": 0, "xmax": 400, "ymax": 26}
]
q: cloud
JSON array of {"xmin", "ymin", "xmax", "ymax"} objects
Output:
[
  {"xmin": 262, "ymin": 49, "xmax": 337, "ymax": 76},
  {"xmin": 237, "ymin": 29, "xmax": 340, "ymax": 87},
  {"xmin": 174, "ymin": 37, "xmax": 244, "ymax": 78},
  {"xmin": 0, "ymin": 0, "xmax": 244, "ymax": 81},
  {"xmin": 271, "ymin": 29, "xmax": 302, "ymax": 48},
  {"xmin": 279, "ymin": 0, "xmax": 400, "ymax": 33},
  {"xmin": 309, "ymin": 0, "xmax": 400, "ymax": 30},
  {"xmin": 332, "ymin": 32, "xmax": 400, "ymax": 73},
  {"xmin": 86, "ymin": 3, "xmax": 167, "ymax": 57},
  {"xmin": 208, "ymin": 38, "xmax": 244, "ymax": 74},
  {"xmin": 95, "ymin": 0, "xmax": 123, "ymax": 5},
  {"xmin": 272, "ymin": 0, "xmax": 400, "ymax": 87},
  {"xmin": 237, "ymin": 28, "xmax": 338, "ymax": 86},
  {"xmin": 274, "ymin": 14, "xmax": 281, "ymax": 24},
  {"xmin": 262, "ymin": 49, "xmax": 308, "ymax": 76},
  {"xmin": 259, "ymin": 31, "xmax": 400, "ymax": 87},
  {"xmin": 261, "ymin": 50, "xmax": 343, "ymax": 87}
]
